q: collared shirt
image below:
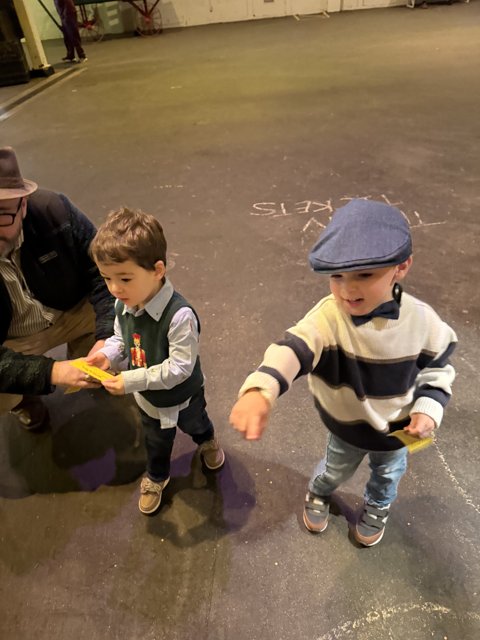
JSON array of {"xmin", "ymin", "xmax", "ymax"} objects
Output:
[
  {"xmin": 0, "ymin": 230, "xmax": 62, "ymax": 338},
  {"xmin": 100, "ymin": 278, "xmax": 200, "ymax": 427}
]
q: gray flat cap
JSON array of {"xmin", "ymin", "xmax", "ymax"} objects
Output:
[{"xmin": 308, "ymin": 199, "xmax": 412, "ymax": 274}]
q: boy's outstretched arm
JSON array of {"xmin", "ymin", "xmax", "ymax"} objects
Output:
[
  {"xmin": 230, "ymin": 318, "xmax": 321, "ymax": 439},
  {"xmin": 229, "ymin": 389, "xmax": 271, "ymax": 440}
]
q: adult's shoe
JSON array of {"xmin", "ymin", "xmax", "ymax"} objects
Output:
[{"xmin": 10, "ymin": 396, "xmax": 49, "ymax": 431}]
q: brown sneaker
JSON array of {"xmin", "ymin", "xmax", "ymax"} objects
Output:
[
  {"xmin": 198, "ymin": 438, "xmax": 225, "ymax": 470},
  {"xmin": 10, "ymin": 396, "xmax": 49, "ymax": 431},
  {"xmin": 138, "ymin": 476, "xmax": 170, "ymax": 514},
  {"xmin": 353, "ymin": 503, "xmax": 390, "ymax": 547}
]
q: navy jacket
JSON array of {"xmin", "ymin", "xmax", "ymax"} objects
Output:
[{"xmin": 0, "ymin": 188, "xmax": 114, "ymax": 394}]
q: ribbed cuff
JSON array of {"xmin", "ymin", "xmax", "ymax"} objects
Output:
[
  {"xmin": 410, "ymin": 396, "xmax": 443, "ymax": 428},
  {"xmin": 238, "ymin": 371, "xmax": 280, "ymax": 407}
]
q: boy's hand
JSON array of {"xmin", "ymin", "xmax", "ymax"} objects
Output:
[
  {"xmin": 101, "ymin": 375, "xmax": 125, "ymax": 396},
  {"xmin": 229, "ymin": 390, "xmax": 271, "ymax": 440},
  {"xmin": 85, "ymin": 351, "xmax": 111, "ymax": 371},
  {"xmin": 86, "ymin": 340, "xmax": 106, "ymax": 358},
  {"xmin": 404, "ymin": 412, "xmax": 435, "ymax": 439}
]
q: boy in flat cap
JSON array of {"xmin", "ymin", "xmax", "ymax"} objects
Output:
[{"xmin": 229, "ymin": 199, "xmax": 456, "ymax": 546}]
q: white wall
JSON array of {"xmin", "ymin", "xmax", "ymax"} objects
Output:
[
  {"xmin": 30, "ymin": 0, "xmax": 62, "ymax": 41},
  {"xmin": 31, "ymin": 0, "xmax": 135, "ymax": 40},
  {"xmin": 32, "ymin": 0, "xmax": 405, "ymax": 41}
]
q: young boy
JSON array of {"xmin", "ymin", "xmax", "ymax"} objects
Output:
[
  {"xmin": 88, "ymin": 208, "xmax": 224, "ymax": 515},
  {"xmin": 229, "ymin": 199, "xmax": 456, "ymax": 546}
]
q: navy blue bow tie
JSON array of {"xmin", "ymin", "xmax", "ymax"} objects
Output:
[{"xmin": 351, "ymin": 298, "xmax": 400, "ymax": 326}]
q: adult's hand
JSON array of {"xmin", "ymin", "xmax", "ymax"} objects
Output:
[{"xmin": 51, "ymin": 360, "xmax": 101, "ymax": 388}]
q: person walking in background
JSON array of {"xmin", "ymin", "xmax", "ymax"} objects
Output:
[{"xmin": 54, "ymin": 0, "xmax": 87, "ymax": 63}]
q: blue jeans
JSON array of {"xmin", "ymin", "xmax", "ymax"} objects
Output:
[
  {"xmin": 140, "ymin": 388, "xmax": 214, "ymax": 483},
  {"xmin": 309, "ymin": 433, "xmax": 408, "ymax": 508}
]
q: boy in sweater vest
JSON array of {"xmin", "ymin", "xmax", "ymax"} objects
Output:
[
  {"xmin": 229, "ymin": 199, "xmax": 456, "ymax": 546},
  {"xmin": 88, "ymin": 208, "xmax": 224, "ymax": 515}
]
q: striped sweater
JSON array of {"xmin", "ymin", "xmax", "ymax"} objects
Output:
[{"xmin": 239, "ymin": 292, "xmax": 457, "ymax": 451}]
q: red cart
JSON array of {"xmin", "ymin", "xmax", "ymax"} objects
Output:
[{"xmin": 74, "ymin": 0, "xmax": 162, "ymax": 37}]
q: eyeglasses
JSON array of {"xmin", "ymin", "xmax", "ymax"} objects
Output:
[{"xmin": 0, "ymin": 198, "xmax": 23, "ymax": 227}]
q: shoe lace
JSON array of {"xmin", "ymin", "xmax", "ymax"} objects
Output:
[{"xmin": 141, "ymin": 478, "xmax": 162, "ymax": 494}]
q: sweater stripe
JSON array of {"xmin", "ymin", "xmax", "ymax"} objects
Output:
[
  {"xmin": 315, "ymin": 401, "xmax": 407, "ymax": 451},
  {"xmin": 413, "ymin": 384, "xmax": 451, "ymax": 407},
  {"xmin": 429, "ymin": 341, "xmax": 456, "ymax": 368},
  {"xmin": 275, "ymin": 332, "xmax": 314, "ymax": 376},
  {"xmin": 258, "ymin": 365, "xmax": 289, "ymax": 396},
  {"xmin": 310, "ymin": 379, "xmax": 414, "ymax": 424},
  {"xmin": 311, "ymin": 345, "xmax": 444, "ymax": 399}
]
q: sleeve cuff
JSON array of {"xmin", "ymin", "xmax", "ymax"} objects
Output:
[
  {"xmin": 99, "ymin": 346, "xmax": 124, "ymax": 370},
  {"xmin": 238, "ymin": 371, "xmax": 281, "ymax": 407},
  {"xmin": 410, "ymin": 396, "xmax": 444, "ymax": 428},
  {"xmin": 122, "ymin": 368, "xmax": 148, "ymax": 394}
]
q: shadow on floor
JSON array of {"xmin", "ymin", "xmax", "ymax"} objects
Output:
[{"xmin": 0, "ymin": 388, "xmax": 146, "ymax": 498}]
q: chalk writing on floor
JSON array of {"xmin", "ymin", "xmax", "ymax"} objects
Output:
[
  {"xmin": 434, "ymin": 442, "xmax": 480, "ymax": 516},
  {"xmin": 316, "ymin": 601, "xmax": 480, "ymax": 640},
  {"xmin": 250, "ymin": 194, "xmax": 447, "ymax": 236}
]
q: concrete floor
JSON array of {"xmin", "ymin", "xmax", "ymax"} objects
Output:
[{"xmin": 1, "ymin": 5, "xmax": 479, "ymax": 639}]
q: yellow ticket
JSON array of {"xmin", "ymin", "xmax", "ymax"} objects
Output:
[
  {"xmin": 70, "ymin": 360, "xmax": 116, "ymax": 382},
  {"xmin": 389, "ymin": 430, "xmax": 433, "ymax": 453}
]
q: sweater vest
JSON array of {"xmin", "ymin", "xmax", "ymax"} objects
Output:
[{"xmin": 117, "ymin": 291, "xmax": 204, "ymax": 407}]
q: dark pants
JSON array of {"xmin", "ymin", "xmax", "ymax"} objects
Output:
[
  {"xmin": 140, "ymin": 388, "xmax": 215, "ymax": 482},
  {"xmin": 56, "ymin": 0, "xmax": 85, "ymax": 59}
]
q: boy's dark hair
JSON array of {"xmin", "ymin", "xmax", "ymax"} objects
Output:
[{"xmin": 90, "ymin": 207, "xmax": 167, "ymax": 270}]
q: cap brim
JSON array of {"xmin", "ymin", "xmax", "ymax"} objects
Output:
[
  {"xmin": 310, "ymin": 259, "xmax": 405, "ymax": 275},
  {"xmin": 309, "ymin": 241, "xmax": 412, "ymax": 274}
]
